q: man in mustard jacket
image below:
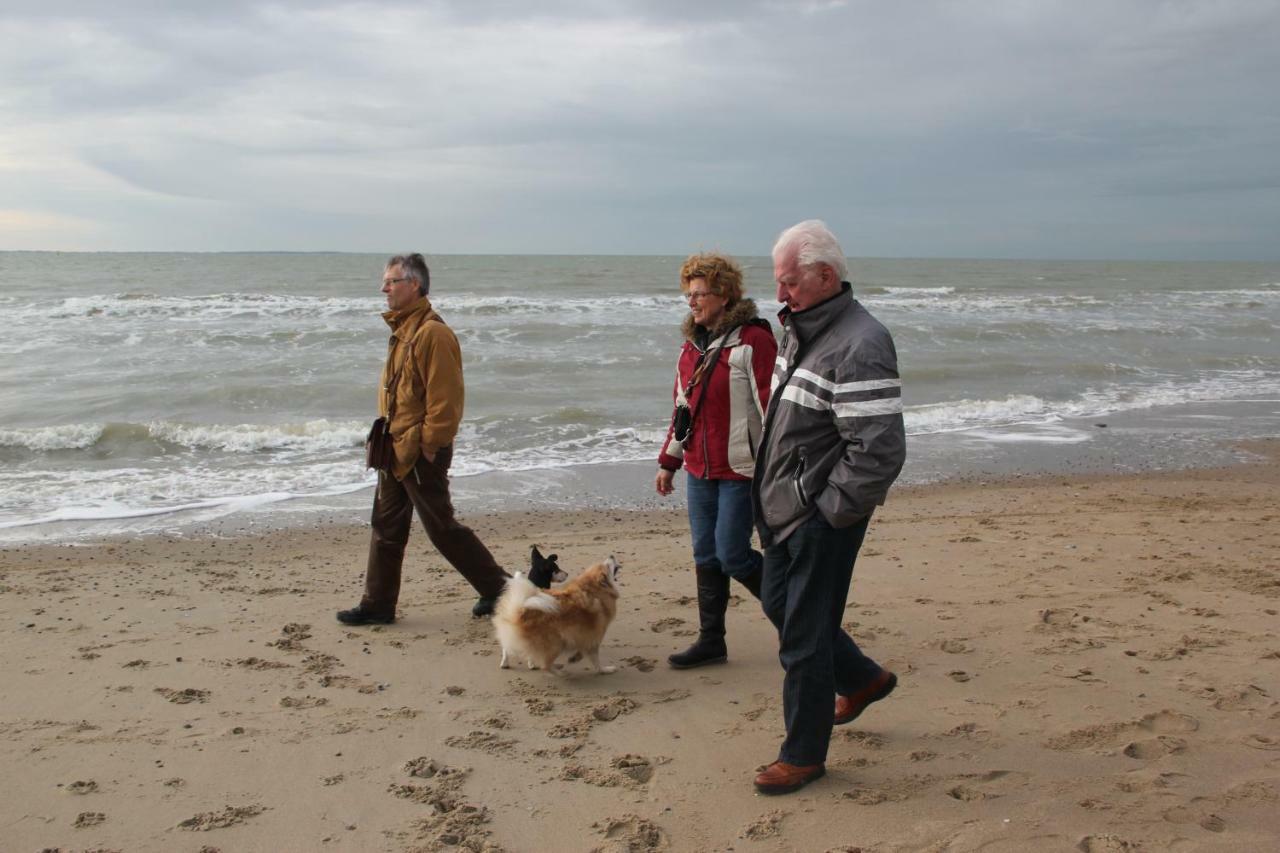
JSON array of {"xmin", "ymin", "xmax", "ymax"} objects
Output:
[{"xmin": 338, "ymin": 253, "xmax": 509, "ymax": 625}]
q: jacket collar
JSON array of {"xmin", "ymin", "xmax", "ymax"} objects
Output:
[
  {"xmin": 382, "ymin": 295, "xmax": 437, "ymax": 339},
  {"xmin": 682, "ymin": 298, "xmax": 761, "ymax": 347},
  {"xmin": 778, "ymin": 282, "xmax": 853, "ymax": 345}
]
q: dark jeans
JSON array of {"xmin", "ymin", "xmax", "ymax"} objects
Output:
[
  {"xmin": 760, "ymin": 512, "xmax": 883, "ymax": 766},
  {"xmin": 360, "ymin": 446, "xmax": 508, "ymax": 616},
  {"xmin": 686, "ymin": 474, "xmax": 763, "ymax": 578}
]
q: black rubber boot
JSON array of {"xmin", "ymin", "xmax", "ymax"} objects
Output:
[{"xmin": 669, "ymin": 565, "xmax": 730, "ymax": 669}]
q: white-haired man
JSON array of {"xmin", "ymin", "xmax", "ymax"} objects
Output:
[{"xmin": 750, "ymin": 220, "xmax": 906, "ymax": 794}]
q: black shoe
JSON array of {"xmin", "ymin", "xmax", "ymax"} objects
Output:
[
  {"xmin": 336, "ymin": 606, "xmax": 395, "ymax": 626},
  {"xmin": 668, "ymin": 637, "xmax": 728, "ymax": 669},
  {"xmin": 471, "ymin": 596, "xmax": 498, "ymax": 617}
]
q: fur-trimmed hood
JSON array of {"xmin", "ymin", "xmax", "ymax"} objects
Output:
[{"xmin": 681, "ymin": 298, "xmax": 761, "ymax": 344}]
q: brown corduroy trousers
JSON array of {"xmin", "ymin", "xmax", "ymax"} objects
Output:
[{"xmin": 360, "ymin": 446, "xmax": 508, "ymax": 617}]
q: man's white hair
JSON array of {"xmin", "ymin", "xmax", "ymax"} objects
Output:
[{"xmin": 772, "ymin": 219, "xmax": 848, "ymax": 282}]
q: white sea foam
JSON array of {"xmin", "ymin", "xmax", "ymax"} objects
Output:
[
  {"xmin": 2, "ymin": 293, "xmax": 380, "ymax": 324},
  {"xmin": 963, "ymin": 425, "xmax": 1092, "ymax": 445},
  {"xmin": 148, "ymin": 419, "xmax": 367, "ymax": 453},
  {"xmin": 905, "ymin": 370, "xmax": 1280, "ymax": 437},
  {"xmin": 905, "ymin": 395, "xmax": 1055, "ymax": 435},
  {"xmin": 0, "ymin": 292, "xmax": 685, "ymax": 325},
  {"xmin": 0, "ymin": 424, "xmax": 105, "ymax": 450}
]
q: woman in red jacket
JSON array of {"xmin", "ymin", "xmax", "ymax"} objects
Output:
[{"xmin": 656, "ymin": 253, "xmax": 778, "ymax": 668}]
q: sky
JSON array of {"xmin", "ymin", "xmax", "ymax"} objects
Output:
[{"xmin": 2, "ymin": 1, "xmax": 1278, "ymax": 260}]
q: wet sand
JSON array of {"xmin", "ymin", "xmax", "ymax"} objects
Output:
[{"xmin": 2, "ymin": 442, "xmax": 1278, "ymax": 852}]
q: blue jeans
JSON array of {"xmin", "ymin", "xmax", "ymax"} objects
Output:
[
  {"xmin": 685, "ymin": 475, "xmax": 762, "ymax": 579},
  {"xmin": 760, "ymin": 512, "xmax": 884, "ymax": 766}
]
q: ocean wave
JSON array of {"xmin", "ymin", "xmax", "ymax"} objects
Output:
[
  {"xmin": 860, "ymin": 285, "xmax": 956, "ymax": 296},
  {"xmin": 0, "ymin": 480, "xmax": 373, "ymax": 532},
  {"xmin": 450, "ymin": 426, "xmax": 669, "ymax": 476},
  {"xmin": 445, "ymin": 294, "xmax": 678, "ymax": 315},
  {"xmin": 0, "ymin": 420, "xmax": 368, "ymax": 454},
  {"xmin": 905, "ymin": 370, "xmax": 1280, "ymax": 436},
  {"xmin": 906, "ymin": 395, "xmax": 1055, "ymax": 435},
  {"xmin": 0, "ymin": 424, "xmax": 106, "ymax": 450},
  {"xmin": 7, "ymin": 293, "xmax": 380, "ymax": 323},
  {"xmin": 147, "ymin": 419, "xmax": 367, "ymax": 452}
]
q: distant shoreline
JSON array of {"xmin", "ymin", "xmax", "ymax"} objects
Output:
[{"xmin": 4, "ymin": 436, "xmax": 1274, "ymax": 547}]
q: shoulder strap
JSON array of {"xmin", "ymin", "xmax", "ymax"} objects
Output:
[{"xmin": 684, "ymin": 324, "xmax": 738, "ymax": 427}]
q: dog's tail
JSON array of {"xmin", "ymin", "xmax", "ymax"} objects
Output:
[{"xmin": 495, "ymin": 573, "xmax": 559, "ymax": 621}]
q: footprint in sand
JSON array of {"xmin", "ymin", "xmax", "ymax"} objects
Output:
[
  {"xmin": 177, "ymin": 804, "xmax": 266, "ymax": 831},
  {"xmin": 73, "ymin": 811, "xmax": 106, "ymax": 828},
  {"xmin": 740, "ymin": 810, "xmax": 787, "ymax": 839},
  {"xmin": 622, "ymin": 656, "xmax": 656, "ymax": 672},
  {"xmin": 155, "ymin": 687, "xmax": 210, "ymax": 704},
  {"xmin": 1162, "ymin": 799, "xmax": 1227, "ymax": 832},
  {"xmin": 444, "ymin": 730, "xmax": 518, "ymax": 754},
  {"xmin": 1138, "ymin": 710, "xmax": 1199, "ymax": 734},
  {"xmin": 592, "ymin": 814, "xmax": 668, "ymax": 853},
  {"xmin": 1077, "ymin": 835, "xmax": 1141, "ymax": 852},
  {"xmin": 842, "ymin": 775, "xmax": 934, "ymax": 805},
  {"xmin": 1047, "ymin": 710, "xmax": 1198, "ymax": 753},
  {"xmin": 1243, "ymin": 733, "xmax": 1280, "ymax": 750},
  {"xmin": 592, "ymin": 697, "xmax": 639, "ymax": 721},
  {"xmin": 837, "ymin": 729, "xmax": 886, "ymax": 749},
  {"xmin": 1122, "ymin": 735, "xmax": 1187, "ymax": 759},
  {"xmin": 648, "ymin": 617, "xmax": 685, "ymax": 633},
  {"xmin": 945, "ymin": 769, "xmax": 1025, "ymax": 802},
  {"xmin": 612, "ymin": 754, "xmax": 655, "ymax": 784},
  {"xmin": 393, "ymin": 760, "xmax": 492, "ymax": 850}
]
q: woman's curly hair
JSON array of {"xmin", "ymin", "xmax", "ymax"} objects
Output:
[{"xmin": 679, "ymin": 253, "xmax": 744, "ymax": 304}]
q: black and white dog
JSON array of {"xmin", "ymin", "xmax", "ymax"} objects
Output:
[{"xmin": 527, "ymin": 545, "xmax": 567, "ymax": 589}]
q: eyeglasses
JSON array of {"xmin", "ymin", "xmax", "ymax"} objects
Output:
[
  {"xmin": 687, "ymin": 290, "xmax": 716, "ymax": 302},
  {"xmin": 383, "ymin": 277, "xmax": 411, "ymax": 286}
]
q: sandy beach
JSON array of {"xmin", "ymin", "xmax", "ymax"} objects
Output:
[{"xmin": 2, "ymin": 443, "xmax": 1278, "ymax": 852}]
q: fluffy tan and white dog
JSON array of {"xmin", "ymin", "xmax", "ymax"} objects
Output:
[{"xmin": 493, "ymin": 556, "xmax": 621, "ymax": 676}]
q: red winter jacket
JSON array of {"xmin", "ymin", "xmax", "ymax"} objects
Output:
[{"xmin": 658, "ymin": 299, "xmax": 778, "ymax": 480}]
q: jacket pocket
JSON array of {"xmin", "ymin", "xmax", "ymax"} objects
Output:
[{"xmin": 791, "ymin": 447, "xmax": 809, "ymax": 507}]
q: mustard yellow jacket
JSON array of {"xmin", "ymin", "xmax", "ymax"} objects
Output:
[{"xmin": 378, "ymin": 295, "xmax": 464, "ymax": 480}]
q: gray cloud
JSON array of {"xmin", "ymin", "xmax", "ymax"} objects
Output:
[{"xmin": 1, "ymin": 0, "xmax": 1278, "ymax": 258}]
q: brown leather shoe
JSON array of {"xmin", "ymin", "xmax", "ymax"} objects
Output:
[
  {"xmin": 834, "ymin": 669, "xmax": 897, "ymax": 725},
  {"xmin": 753, "ymin": 761, "xmax": 825, "ymax": 795}
]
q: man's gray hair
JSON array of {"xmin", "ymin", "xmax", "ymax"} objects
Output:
[
  {"xmin": 772, "ymin": 219, "xmax": 848, "ymax": 282},
  {"xmin": 386, "ymin": 253, "xmax": 430, "ymax": 296}
]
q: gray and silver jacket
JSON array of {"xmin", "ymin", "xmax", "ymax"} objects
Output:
[{"xmin": 751, "ymin": 283, "xmax": 906, "ymax": 546}]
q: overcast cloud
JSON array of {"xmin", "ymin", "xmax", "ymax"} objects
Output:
[{"xmin": 2, "ymin": 0, "xmax": 1278, "ymax": 259}]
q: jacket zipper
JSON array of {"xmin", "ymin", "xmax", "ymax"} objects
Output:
[{"xmin": 756, "ymin": 325, "xmax": 803, "ymax": 490}]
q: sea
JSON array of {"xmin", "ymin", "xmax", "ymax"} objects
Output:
[{"xmin": 2, "ymin": 252, "xmax": 1278, "ymax": 543}]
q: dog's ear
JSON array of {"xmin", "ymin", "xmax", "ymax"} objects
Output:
[
  {"xmin": 530, "ymin": 544, "xmax": 543, "ymax": 561},
  {"xmin": 547, "ymin": 553, "xmax": 558, "ymax": 563}
]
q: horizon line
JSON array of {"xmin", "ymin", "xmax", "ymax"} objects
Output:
[{"xmin": 3, "ymin": 249, "xmax": 1278, "ymax": 264}]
